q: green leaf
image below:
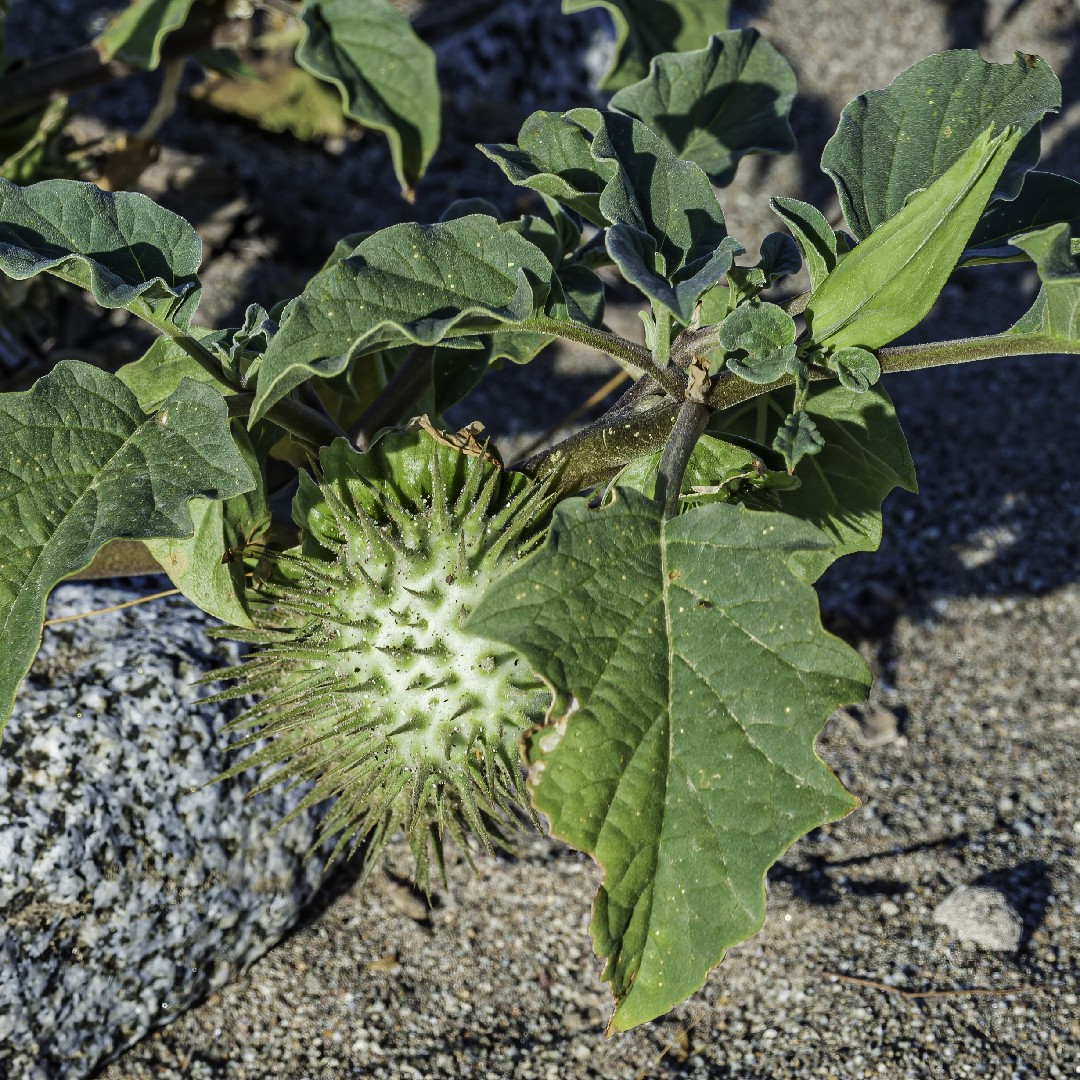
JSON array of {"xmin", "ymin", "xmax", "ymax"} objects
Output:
[
  {"xmin": 250, "ymin": 215, "xmax": 552, "ymax": 425},
  {"xmin": 94, "ymin": 0, "xmax": 197, "ymax": 70},
  {"xmin": 576, "ymin": 108, "xmax": 742, "ymax": 321},
  {"xmin": 617, "ymin": 432, "xmax": 797, "ymax": 511},
  {"xmin": 431, "ymin": 330, "xmax": 555, "ymax": 414},
  {"xmin": 718, "ymin": 302, "xmax": 797, "ymax": 382},
  {"xmin": 562, "ymin": 0, "xmax": 730, "ymax": 90},
  {"xmin": 0, "ymin": 178, "xmax": 201, "ymax": 329},
  {"xmin": 297, "ymin": 0, "xmax": 439, "ymax": 197},
  {"xmin": 712, "ymin": 383, "xmax": 917, "ymax": 580},
  {"xmin": 826, "ymin": 345, "xmax": 880, "ymax": 393},
  {"xmin": 822, "ymin": 50, "xmax": 1060, "ymax": 241},
  {"xmin": 755, "ymin": 232, "xmax": 800, "ymax": 282},
  {"xmin": 143, "ymin": 421, "xmax": 269, "ymax": 628},
  {"xmin": 469, "ymin": 488, "xmax": 866, "ymax": 1030},
  {"xmin": 773, "ymin": 410, "xmax": 823, "ymax": 472},
  {"xmin": 805, "ymin": 125, "xmax": 1022, "ymax": 350},
  {"xmin": 116, "ymin": 330, "xmax": 232, "ymax": 410},
  {"xmin": 0, "ymin": 361, "xmax": 256, "ymax": 731},
  {"xmin": 610, "ymin": 30, "xmax": 795, "ymax": 186},
  {"xmin": 1007, "ymin": 222, "xmax": 1080, "ymax": 341},
  {"xmin": 479, "ymin": 111, "xmax": 616, "ymax": 228},
  {"xmin": 769, "ymin": 197, "xmax": 837, "ymax": 290},
  {"xmin": 963, "ymin": 171, "xmax": 1080, "ymax": 264},
  {"xmin": 0, "ymin": 98, "xmax": 67, "ymax": 184}
]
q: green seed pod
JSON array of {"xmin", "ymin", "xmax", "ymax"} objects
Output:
[{"xmin": 208, "ymin": 428, "xmax": 553, "ymax": 889}]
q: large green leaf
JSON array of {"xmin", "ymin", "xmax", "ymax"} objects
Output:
[
  {"xmin": 963, "ymin": 171, "xmax": 1080, "ymax": 264},
  {"xmin": 1007, "ymin": 222, "xmax": 1080, "ymax": 342},
  {"xmin": 610, "ymin": 30, "xmax": 795, "ymax": 187},
  {"xmin": 483, "ymin": 108, "xmax": 743, "ymax": 318},
  {"xmin": 712, "ymin": 383, "xmax": 917, "ymax": 581},
  {"xmin": 250, "ymin": 215, "xmax": 552, "ymax": 425},
  {"xmin": 479, "ymin": 111, "xmax": 616, "ymax": 228},
  {"xmin": 0, "ymin": 178, "xmax": 201, "ymax": 329},
  {"xmin": 297, "ymin": 0, "xmax": 439, "ymax": 197},
  {"xmin": 0, "ymin": 361, "xmax": 256, "ymax": 731},
  {"xmin": 822, "ymin": 50, "xmax": 1060, "ymax": 241},
  {"xmin": 562, "ymin": 0, "xmax": 730, "ymax": 90},
  {"xmin": 805, "ymin": 125, "xmax": 1021, "ymax": 350},
  {"xmin": 94, "ymin": 0, "xmax": 197, "ymax": 70},
  {"xmin": 143, "ymin": 421, "xmax": 270, "ymax": 628},
  {"xmin": 469, "ymin": 488, "xmax": 867, "ymax": 1030}
]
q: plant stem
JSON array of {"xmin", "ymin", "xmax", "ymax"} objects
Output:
[
  {"xmin": 877, "ymin": 333, "xmax": 1080, "ymax": 371},
  {"xmin": 523, "ymin": 315, "xmax": 686, "ymax": 399},
  {"xmin": 351, "ymin": 345, "xmax": 434, "ymax": 449},
  {"xmin": 226, "ymin": 393, "xmax": 347, "ymax": 448},
  {"xmin": 0, "ymin": 19, "xmax": 217, "ymax": 125},
  {"xmin": 652, "ymin": 302, "xmax": 671, "ymax": 365},
  {"xmin": 654, "ymin": 401, "xmax": 711, "ymax": 518}
]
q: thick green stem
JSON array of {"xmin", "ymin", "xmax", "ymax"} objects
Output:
[
  {"xmin": 877, "ymin": 333, "xmax": 1080, "ymax": 371},
  {"xmin": 227, "ymin": 393, "xmax": 346, "ymax": 448},
  {"xmin": 652, "ymin": 302, "xmax": 672, "ymax": 366}
]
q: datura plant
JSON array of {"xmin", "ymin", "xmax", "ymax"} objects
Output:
[{"xmin": 1, "ymin": 0, "xmax": 1078, "ymax": 1033}]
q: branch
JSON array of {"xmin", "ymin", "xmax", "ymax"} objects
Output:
[
  {"xmin": 523, "ymin": 315, "xmax": 687, "ymax": 400},
  {"xmin": 0, "ymin": 17, "xmax": 217, "ymax": 125},
  {"xmin": 654, "ymin": 401, "xmax": 711, "ymax": 518},
  {"xmin": 350, "ymin": 345, "xmax": 434, "ymax": 450}
]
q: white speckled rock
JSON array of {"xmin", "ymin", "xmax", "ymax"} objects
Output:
[
  {"xmin": 932, "ymin": 885, "xmax": 1025, "ymax": 952},
  {"xmin": 0, "ymin": 579, "xmax": 338, "ymax": 1080}
]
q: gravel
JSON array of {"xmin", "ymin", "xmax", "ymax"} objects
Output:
[{"xmin": 3, "ymin": 0, "xmax": 1079, "ymax": 1077}]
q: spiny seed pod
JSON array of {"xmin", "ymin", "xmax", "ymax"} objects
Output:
[{"xmin": 208, "ymin": 427, "xmax": 553, "ymax": 888}]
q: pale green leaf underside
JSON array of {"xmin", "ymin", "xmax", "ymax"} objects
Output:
[
  {"xmin": 250, "ymin": 215, "xmax": 551, "ymax": 425},
  {"xmin": 562, "ymin": 0, "xmax": 730, "ymax": 90},
  {"xmin": 469, "ymin": 488, "xmax": 867, "ymax": 1030},
  {"xmin": 297, "ymin": 0, "xmax": 439, "ymax": 196},
  {"xmin": 1007, "ymin": 222, "xmax": 1080, "ymax": 342},
  {"xmin": 806, "ymin": 125, "xmax": 1021, "ymax": 349},
  {"xmin": 143, "ymin": 421, "xmax": 269, "ymax": 628},
  {"xmin": 0, "ymin": 178, "xmax": 201, "ymax": 328},
  {"xmin": 0, "ymin": 361, "xmax": 257, "ymax": 731},
  {"xmin": 94, "ymin": 0, "xmax": 196, "ymax": 70},
  {"xmin": 822, "ymin": 50, "xmax": 1060, "ymax": 241},
  {"xmin": 610, "ymin": 30, "xmax": 795, "ymax": 187},
  {"xmin": 713, "ymin": 384, "xmax": 917, "ymax": 581}
]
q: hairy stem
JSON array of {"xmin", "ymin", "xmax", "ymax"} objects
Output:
[
  {"xmin": 522, "ymin": 315, "xmax": 686, "ymax": 400},
  {"xmin": 654, "ymin": 401, "xmax": 711, "ymax": 518},
  {"xmin": 350, "ymin": 345, "xmax": 434, "ymax": 449}
]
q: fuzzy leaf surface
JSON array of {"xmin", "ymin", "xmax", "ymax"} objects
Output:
[
  {"xmin": 562, "ymin": 0, "xmax": 730, "ymax": 90},
  {"xmin": 718, "ymin": 302, "xmax": 797, "ymax": 383},
  {"xmin": 610, "ymin": 30, "xmax": 795, "ymax": 186},
  {"xmin": 0, "ymin": 361, "xmax": 256, "ymax": 731},
  {"xmin": 712, "ymin": 383, "xmax": 917, "ymax": 580},
  {"xmin": 94, "ymin": 0, "xmax": 196, "ymax": 69},
  {"xmin": 469, "ymin": 488, "xmax": 867, "ymax": 1029},
  {"xmin": 805, "ymin": 126, "xmax": 1021, "ymax": 349},
  {"xmin": 769, "ymin": 197, "xmax": 837, "ymax": 290},
  {"xmin": 143, "ymin": 421, "xmax": 270, "ymax": 627},
  {"xmin": 250, "ymin": 216, "xmax": 551, "ymax": 424},
  {"xmin": 580, "ymin": 109, "xmax": 741, "ymax": 321},
  {"xmin": 822, "ymin": 50, "xmax": 1060, "ymax": 240},
  {"xmin": 0, "ymin": 178, "xmax": 201, "ymax": 328},
  {"xmin": 1007, "ymin": 222, "xmax": 1080, "ymax": 341},
  {"xmin": 297, "ymin": 0, "xmax": 439, "ymax": 196},
  {"xmin": 479, "ymin": 111, "xmax": 615, "ymax": 228}
]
